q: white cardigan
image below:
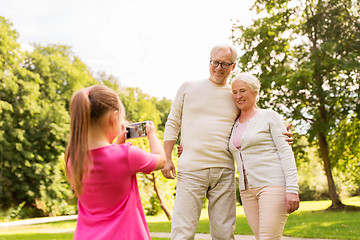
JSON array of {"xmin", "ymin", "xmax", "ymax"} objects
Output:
[{"xmin": 229, "ymin": 109, "xmax": 299, "ymax": 193}]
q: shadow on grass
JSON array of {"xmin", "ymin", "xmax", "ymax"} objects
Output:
[{"xmin": 327, "ymin": 204, "xmax": 360, "ymax": 211}]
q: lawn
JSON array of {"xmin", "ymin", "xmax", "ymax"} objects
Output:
[{"xmin": 1, "ymin": 197, "xmax": 359, "ymax": 240}]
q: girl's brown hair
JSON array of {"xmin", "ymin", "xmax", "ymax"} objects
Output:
[{"xmin": 64, "ymin": 84, "xmax": 124, "ymax": 195}]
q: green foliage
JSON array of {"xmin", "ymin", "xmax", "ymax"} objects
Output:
[
  {"xmin": 0, "ymin": 16, "xmax": 173, "ymax": 218},
  {"xmin": 330, "ymin": 117, "xmax": 360, "ymax": 185},
  {"xmin": 95, "ymin": 71, "xmax": 121, "ymax": 93},
  {"xmin": 154, "ymin": 98, "xmax": 172, "ymax": 132},
  {"xmin": 290, "ymin": 135, "xmax": 359, "ymax": 200},
  {"xmin": 297, "ymin": 145, "xmax": 333, "ymax": 200},
  {"xmin": 95, "ymin": 70, "xmax": 171, "ymax": 130},
  {"xmin": 26, "ymin": 44, "xmax": 99, "ymax": 108},
  {"xmin": 8, "ymin": 202, "xmax": 26, "ymax": 219},
  {"xmin": 129, "ymin": 137, "xmax": 177, "ymax": 216},
  {"xmin": 37, "ymin": 155, "xmax": 77, "ymax": 216},
  {"xmin": 119, "ymin": 87, "xmax": 162, "ymax": 126},
  {"xmin": 0, "ymin": 16, "xmax": 47, "ymax": 209},
  {"xmin": 0, "ymin": 16, "xmax": 96, "ymax": 216}
]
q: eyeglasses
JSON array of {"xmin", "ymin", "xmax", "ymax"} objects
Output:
[{"xmin": 210, "ymin": 60, "xmax": 234, "ymax": 69}]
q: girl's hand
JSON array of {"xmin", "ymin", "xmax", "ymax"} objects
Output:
[
  {"xmin": 145, "ymin": 121, "xmax": 166, "ymax": 170},
  {"xmin": 116, "ymin": 124, "xmax": 127, "ymax": 144},
  {"xmin": 145, "ymin": 121, "xmax": 156, "ymax": 137}
]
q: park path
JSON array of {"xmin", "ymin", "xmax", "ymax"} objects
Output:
[{"xmin": 0, "ymin": 215, "xmax": 333, "ymax": 240}]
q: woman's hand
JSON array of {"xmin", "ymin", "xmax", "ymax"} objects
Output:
[
  {"xmin": 177, "ymin": 145, "xmax": 183, "ymax": 157},
  {"xmin": 283, "ymin": 123, "xmax": 294, "ymax": 145},
  {"xmin": 285, "ymin": 192, "xmax": 300, "ymax": 213}
]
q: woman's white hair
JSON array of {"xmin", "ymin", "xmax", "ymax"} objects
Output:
[{"xmin": 233, "ymin": 73, "xmax": 261, "ymax": 102}]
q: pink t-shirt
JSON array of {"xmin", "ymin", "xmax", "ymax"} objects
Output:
[
  {"xmin": 233, "ymin": 112, "xmax": 259, "ymax": 149},
  {"xmin": 73, "ymin": 143, "xmax": 157, "ymax": 240},
  {"xmin": 233, "ymin": 121, "xmax": 248, "ymax": 150}
]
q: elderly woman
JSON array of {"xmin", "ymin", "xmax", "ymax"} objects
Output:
[{"xmin": 229, "ymin": 73, "xmax": 300, "ymax": 240}]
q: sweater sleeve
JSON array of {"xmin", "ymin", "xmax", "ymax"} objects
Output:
[
  {"xmin": 164, "ymin": 82, "xmax": 187, "ymax": 142},
  {"xmin": 268, "ymin": 110, "xmax": 299, "ymax": 193}
]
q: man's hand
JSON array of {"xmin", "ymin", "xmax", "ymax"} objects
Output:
[
  {"xmin": 161, "ymin": 160, "xmax": 177, "ymax": 179},
  {"xmin": 162, "ymin": 141, "xmax": 177, "ymax": 179},
  {"xmin": 283, "ymin": 123, "xmax": 294, "ymax": 145},
  {"xmin": 285, "ymin": 192, "xmax": 300, "ymax": 213}
]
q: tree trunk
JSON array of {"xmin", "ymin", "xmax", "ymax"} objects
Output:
[
  {"xmin": 311, "ymin": 22, "xmax": 344, "ymax": 210},
  {"xmin": 318, "ymin": 132, "xmax": 343, "ymax": 209},
  {"xmin": 150, "ymin": 173, "xmax": 172, "ymax": 221}
]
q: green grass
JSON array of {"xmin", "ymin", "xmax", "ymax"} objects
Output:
[
  {"xmin": 1, "ymin": 197, "xmax": 359, "ymax": 240},
  {"xmin": 148, "ymin": 197, "xmax": 360, "ymax": 240},
  {"xmin": 0, "ymin": 233, "xmax": 73, "ymax": 240},
  {"xmin": 284, "ymin": 211, "xmax": 360, "ymax": 239}
]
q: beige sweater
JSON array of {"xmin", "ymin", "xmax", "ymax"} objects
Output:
[
  {"xmin": 164, "ymin": 79, "xmax": 239, "ymax": 172},
  {"xmin": 229, "ymin": 109, "xmax": 299, "ymax": 193}
]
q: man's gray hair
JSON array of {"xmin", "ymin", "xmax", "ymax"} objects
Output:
[{"xmin": 210, "ymin": 44, "xmax": 237, "ymax": 62}]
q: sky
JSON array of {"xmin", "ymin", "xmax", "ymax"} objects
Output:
[{"xmin": 1, "ymin": 0, "xmax": 256, "ymax": 100}]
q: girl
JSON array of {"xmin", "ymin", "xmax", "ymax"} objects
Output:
[{"xmin": 65, "ymin": 84, "xmax": 165, "ymax": 239}]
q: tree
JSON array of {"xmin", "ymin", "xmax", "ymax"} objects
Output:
[
  {"xmin": 1, "ymin": 16, "xmax": 174, "ymax": 217},
  {"xmin": 231, "ymin": 0, "xmax": 360, "ymax": 209},
  {"xmin": 119, "ymin": 88, "xmax": 158, "ymax": 124},
  {"xmin": 22, "ymin": 43, "xmax": 98, "ymax": 215},
  {"xmin": 154, "ymin": 97, "xmax": 172, "ymax": 132},
  {"xmin": 26, "ymin": 44, "xmax": 98, "ymax": 108},
  {"xmin": 0, "ymin": 16, "xmax": 47, "ymax": 211},
  {"xmin": 0, "ymin": 16, "xmax": 99, "ymax": 215},
  {"xmin": 330, "ymin": 117, "xmax": 360, "ymax": 188}
]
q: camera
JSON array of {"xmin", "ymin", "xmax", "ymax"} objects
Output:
[{"xmin": 126, "ymin": 121, "xmax": 147, "ymax": 139}]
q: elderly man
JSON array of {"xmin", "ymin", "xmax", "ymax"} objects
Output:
[{"xmin": 162, "ymin": 44, "xmax": 239, "ymax": 240}]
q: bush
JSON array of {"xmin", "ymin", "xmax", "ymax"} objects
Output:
[{"xmin": 297, "ymin": 154, "xmax": 359, "ymax": 201}]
